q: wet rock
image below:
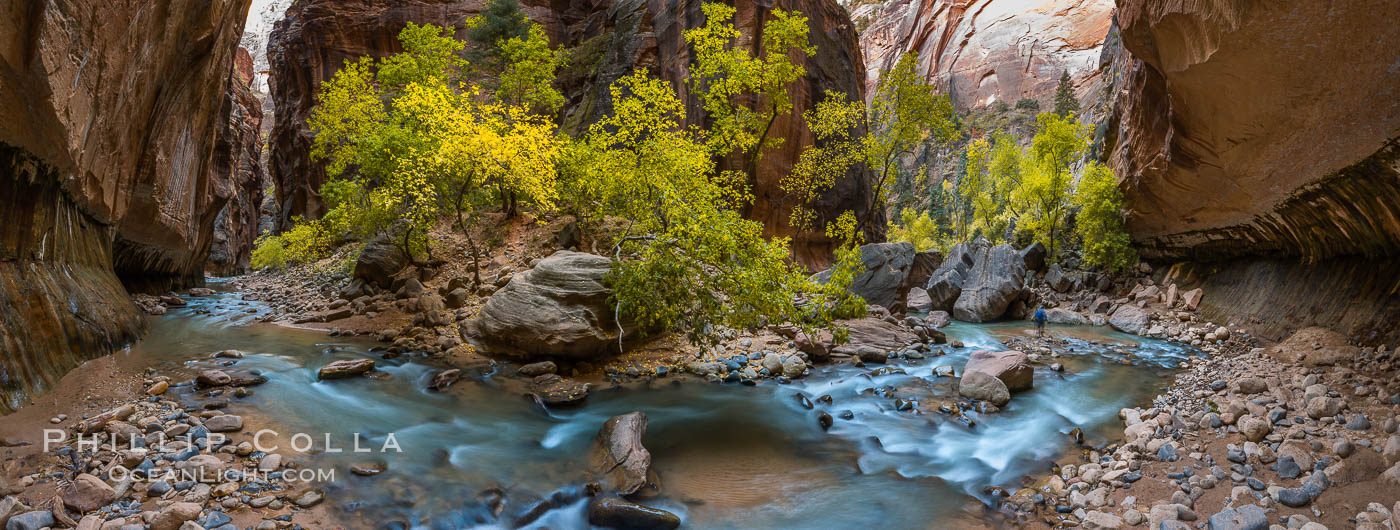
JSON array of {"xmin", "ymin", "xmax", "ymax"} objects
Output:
[
  {"xmin": 349, "ymin": 461, "xmax": 387, "ymax": 476},
  {"xmin": 63, "ymin": 474, "xmax": 115, "ymax": 513},
  {"xmin": 146, "ymin": 381, "xmax": 170, "ymax": 395},
  {"xmin": 1346, "ymin": 414, "xmax": 1371, "ymax": 430},
  {"xmin": 318, "ymin": 358, "xmax": 375, "ymax": 380},
  {"xmin": 1108, "ymin": 305, "xmax": 1151, "ymax": 335},
  {"xmin": 586, "ymin": 496, "xmax": 680, "ymax": 530},
  {"xmin": 964, "ymin": 350, "xmax": 1033, "ymax": 391},
  {"xmin": 530, "ymin": 374, "xmax": 589, "ymax": 407},
  {"xmin": 428, "ymin": 369, "xmax": 462, "ymax": 391},
  {"xmin": 590, "ymin": 412, "xmax": 651, "ymax": 496},
  {"xmin": 925, "ymin": 268, "xmax": 964, "ymax": 312},
  {"xmin": 150, "ymin": 502, "xmax": 201, "ymax": 530},
  {"xmin": 204, "ymin": 415, "xmax": 243, "ymax": 432},
  {"xmin": 292, "ymin": 489, "xmax": 324, "ymax": 507},
  {"xmin": 468, "ymin": 251, "xmax": 636, "ymax": 359},
  {"xmin": 354, "ymin": 233, "xmax": 408, "ymax": 289},
  {"xmin": 293, "ymin": 307, "xmax": 353, "ymax": 323},
  {"xmin": 926, "ymin": 241, "xmax": 985, "ymax": 312},
  {"xmin": 906, "ymin": 287, "xmax": 932, "ymax": 312},
  {"xmin": 5, "ymin": 511, "xmax": 53, "ymax": 530},
  {"xmin": 782, "ymin": 356, "xmax": 805, "ymax": 378},
  {"xmin": 1206, "ymin": 504, "xmax": 1268, "ymax": 530},
  {"xmin": 686, "ymin": 362, "xmax": 722, "ymax": 377},
  {"xmin": 180, "ymin": 455, "xmax": 224, "ymax": 482},
  {"xmin": 1277, "ymin": 487, "xmax": 1311, "ymax": 507},
  {"xmin": 817, "ymin": 412, "xmax": 834, "ymax": 431},
  {"xmin": 952, "ymin": 244, "xmax": 1026, "ymax": 322},
  {"xmin": 1045, "ymin": 308, "xmax": 1090, "ymax": 325},
  {"xmin": 925, "ymin": 311, "xmax": 951, "ymax": 328},
  {"xmin": 196, "ymin": 370, "xmax": 231, "ymax": 386},
  {"xmin": 1276, "ymin": 455, "xmax": 1301, "ymax": 479},
  {"xmin": 761, "ymin": 353, "xmax": 783, "ymax": 374},
  {"xmin": 959, "ymin": 371, "xmax": 1011, "ymax": 406},
  {"xmin": 811, "ymin": 242, "xmax": 916, "ymax": 309}
]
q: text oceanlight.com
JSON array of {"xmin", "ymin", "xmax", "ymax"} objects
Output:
[{"xmin": 43, "ymin": 429, "xmax": 401, "ymax": 483}]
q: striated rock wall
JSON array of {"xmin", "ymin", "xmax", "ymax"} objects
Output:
[
  {"xmin": 209, "ymin": 48, "xmax": 268, "ymax": 276},
  {"xmin": 267, "ymin": 0, "xmax": 880, "ymax": 268},
  {"xmin": 1103, "ymin": 0, "xmax": 1400, "ymax": 344},
  {"xmin": 1105, "ymin": 0, "xmax": 1400, "ymax": 262},
  {"xmin": 858, "ymin": 0, "xmax": 1114, "ymax": 109},
  {"xmin": 0, "ymin": 0, "xmax": 254, "ymax": 412}
]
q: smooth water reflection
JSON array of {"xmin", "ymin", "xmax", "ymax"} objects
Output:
[{"xmin": 134, "ymin": 285, "xmax": 1198, "ymax": 529}]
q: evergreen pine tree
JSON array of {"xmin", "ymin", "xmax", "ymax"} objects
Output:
[
  {"xmin": 1053, "ymin": 70, "xmax": 1077, "ymax": 118},
  {"xmin": 467, "ymin": 0, "xmax": 529, "ymax": 74}
]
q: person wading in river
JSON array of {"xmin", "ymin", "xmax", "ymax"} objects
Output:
[{"xmin": 1034, "ymin": 308, "xmax": 1047, "ymax": 337}]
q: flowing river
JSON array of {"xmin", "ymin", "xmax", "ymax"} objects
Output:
[{"xmin": 121, "ymin": 284, "xmax": 1199, "ymax": 529}]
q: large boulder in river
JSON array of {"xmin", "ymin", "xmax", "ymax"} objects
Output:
[
  {"xmin": 964, "ymin": 350, "xmax": 1033, "ymax": 391},
  {"xmin": 830, "ymin": 318, "xmax": 920, "ymax": 357},
  {"xmin": 923, "ymin": 239, "xmax": 985, "ymax": 312},
  {"xmin": 590, "ymin": 412, "xmax": 652, "ymax": 496},
  {"xmin": 467, "ymin": 251, "xmax": 635, "ymax": 359},
  {"xmin": 1108, "ymin": 305, "xmax": 1152, "ymax": 335},
  {"xmin": 905, "ymin": 288, "xmax": 932, "ymax": 313},
  {"xmin": 587, "ymin": 497, "xmax": 681, "ymax": 530},
  {"xmin": 811, "ymin": 242, "xmax": 915, "ymax": 310},
  {"xmin": 906, "ymin": 250, "xmax": 943, "ymax": 293},
  {"xmin": 353, "ymin": 233, "xmax": 408, "ymax": 289},
  {"xmin": 959, "ymin": 371, "xmax": 1010, "ymax": 406},
  {"xmin": 952, "ymin": 244, "xmax": 1026, "ymax": 322}
]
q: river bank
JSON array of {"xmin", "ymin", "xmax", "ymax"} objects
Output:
[
  {"xmin": 1014, "ymin": 329, "xmax": 1400, "ymax": 529},
  {"xmin": 3, "ymin": 277, "xmax": 1208, "ymax": 529},
  {"xmin": 7, "ymin": 247, "xmax": 1399, "ymax": 530}
]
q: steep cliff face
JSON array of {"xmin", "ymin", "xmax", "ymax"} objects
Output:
[
  {"xmin": 209, "ymin": 48, "xmax": 268, "ymax": 276},
  {"xmin": 1103, "ymin": 0, "xmax": 1400, "ymax": 344},
  {"xmin": 267, "ymin": 0, "xmax": 879, "ymax": 267},
  {"xmin": 857, "ymin": 0, "xmax": 1113, "ymax": 109},
  {"xmin": 1107, "ymin": 0, "xmax": 1400, "ymax": 263},
  {"xmin": 0, "ymin": 0, "xmax": 254, "ymax": 412}
]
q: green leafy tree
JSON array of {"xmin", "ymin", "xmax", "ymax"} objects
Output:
[
  {"xmin": 1053, "ymin": 70, "xmax": 1077, "ymax": 118},
  {"xmin": 255, "ymin": 22, "xmax": 563, "ymax": 271},
  {"xmin": 1073, "ymin": 161, "xmax": 1137, "ymax": 271},
  {"xmin": 565, "ymin": 72, "xmax": 808, "ymax": 344},
  {"xmin": 783, "ymin": 90, "xmax": 864, "ymax": 230},
  {"xmin": 685, "ymin": 2, "xmax": 815, "ymax": 182},
  {"xmin": 865, "ymin": 53, "xmax": 958, "ymax": 226},
  {"xmin": 497, "ymin": 23, "xmax": 566, "ymax": 116},
  {"xmin": 888, "ymin": 207, "xmax": 942, "ymax": 252},
  {"xmin": 1013, "ymin": 112, "xmax": 1088, "ymax": 257}
]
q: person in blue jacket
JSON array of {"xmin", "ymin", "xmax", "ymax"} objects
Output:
[{"xmin": 1034, "ymin": 308, "xmax": 1047, "ymax": 337}]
